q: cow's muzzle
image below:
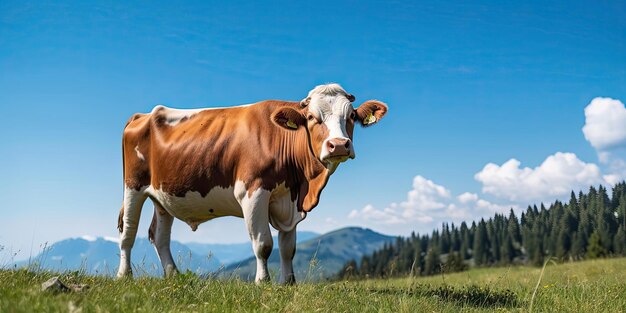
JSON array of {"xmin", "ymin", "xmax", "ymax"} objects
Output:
[{"xmin": 325, "ymin": 138, "xmax": 353, "ymax": 161}]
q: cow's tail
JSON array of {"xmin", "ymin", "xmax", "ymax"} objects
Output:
[
  {"xmin": 148, "ymin": 211, "xmax": 157, "ymax": 244},
  {"xmin": 118, "ymin": 123, "xmax": 128, "ymax": 234},
  {"xmin": 118, "ymin": 205, "xmax": 125, "ymax": 233}
]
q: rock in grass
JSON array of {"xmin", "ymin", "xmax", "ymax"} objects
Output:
[
  {"xmin": 41, "ymin": 277, "xmax": 90, "ymax": 294},
  {"xmin": 41, "ymin": 277, "xmax": 70, "ymax": 293}
]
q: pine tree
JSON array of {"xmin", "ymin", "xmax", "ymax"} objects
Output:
[
  {"xmin": 529, "ymin": 213, "xmax": 545, "ymax": 266},
  {"xmin": 473, "ymin": 219, "xmax": 489, "ymax": 266},
  {"xmin": 337, "ymin": 259, "xmax": 358, "ymax": 279},
  {"xmin": 411, "ymin": 248, "xmax": 423, "ymax": 276},
  {"xmin": 587, "ymin": 231, "xmax": 607, "ymax": 259},
  {"xmin": 614, "ymin": 225, "xmax": 626, "ymax": 256},
  {"xmin": 423, "ymin": 245, "xmax": 440, "ymax": 275},
  {"xmin": 444, "ymin": 252, "xmax": 466, "ymax": 273},
  {"xmin": 460, "ymin": 222, "xmax": 471, "ymax": 260},
  {"xmin": 500, "ymin": 233, "xmax": 515, "ymax": 264}
]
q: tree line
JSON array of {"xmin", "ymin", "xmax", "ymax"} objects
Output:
[{"xmin": 336, "ymin": 182, "xmax": 626, "ymax": 279}]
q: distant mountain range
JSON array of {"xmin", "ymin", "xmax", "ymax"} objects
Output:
[
  {"xmin": 185, "ymin": 231, "xmax": 320, "ymax": 264},
  {"xmin": 14, "ymin": 227, "xmax": 393, "ymax": 280},
  {"xmin": 16, "ymin": 236, "xmax": 221, "ymax": 276},
  {"xmin": 223, "ymin": 227, "xmax": 395, "ymax": 281}
]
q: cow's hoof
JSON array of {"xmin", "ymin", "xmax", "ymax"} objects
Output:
[
  {"xmin": 280, "ymin": 274, "xmax": 296, "ymax": 285},
  {"xmin": 164, "ymin": 265, "xmax": 179, "ymax": 278},
  {"xmin": 254, "ymin": 277, "xmax": 271, "ymax": 285},
  {"xmin": 116, "ymin": 271, "xmax": 133, "ymax": 279}
]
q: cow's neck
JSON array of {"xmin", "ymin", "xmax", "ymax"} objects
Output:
[{"xmin": 283, "ymin": 129, "xmax": 331, "ymax": 212}]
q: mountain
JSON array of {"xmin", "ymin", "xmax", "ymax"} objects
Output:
[
  {"xmin": 17, "ymin": 236, "xmax": 220, "ymax": 276},
  {"xmin": 186, "ymin": 231, "xmax": 320, "ymax": 265},
  {"xmin": 222, "ymin": 227, "xmax": 395, "ymax": 281},
  {"xmin": 12, "ymin": 228, "xmax": 386, "ymax": 280}
]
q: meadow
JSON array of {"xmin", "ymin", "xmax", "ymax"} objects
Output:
[{"xmin": 2, "ymin": 258, "xmax": 626, "ymax": 312}]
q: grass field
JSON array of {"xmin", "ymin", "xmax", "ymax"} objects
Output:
[{"xmin": 2, "ymin": 258, "xmax": 626, "ymax": 312}]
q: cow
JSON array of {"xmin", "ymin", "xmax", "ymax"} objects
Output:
[{"xmin": 116, "ymin": 83, "xmax": 388, "ymax": 284}]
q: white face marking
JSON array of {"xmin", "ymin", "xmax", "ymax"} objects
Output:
[
  {"xmin": 134, "ymin": 145, "xmax": 145, "ymax": 161},
  {"xmin": 305, "ymin": 85, "xmax": 355, "ymax": 162}
]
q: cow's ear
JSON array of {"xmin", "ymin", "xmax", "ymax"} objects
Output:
[
  {"xmin": 355, "ymin": 100, "xmax": 388, "ymax": 127},
  {"xmin": 271, "ymin": 107, "xmax": 307, "ymax": 130}
]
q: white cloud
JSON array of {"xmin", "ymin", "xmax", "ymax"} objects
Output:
[
  {"xmin": 583, "ymin": 97, "xmax": 626, "ymax": 150},
  {"xmin": 348, "ymin": 176, "xmax": 514, "ymax": 234},
  {"xmin": 474, "ymin": 152, "xmax": 606, "ymax": 203},
  {"xmin": 400, "ymin": 176, "xmax": 451, "ymax": 211},
  {"xmin": 457, "ymin": 192, "xmax": 478, "ymax": 204},
  {"xmin": 582, "ymin": 97, "xmax": 626, "ymax": 184}
]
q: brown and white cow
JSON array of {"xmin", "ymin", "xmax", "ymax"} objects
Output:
[{"xmin": 117, "ymin": 83, "xmax": 388, "ymax": 283}]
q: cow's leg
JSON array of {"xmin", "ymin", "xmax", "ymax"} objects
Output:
[
  {"xmin": 241, "ymin": 189, "xmax": 273, "ymax": 284},
  {"xmin": 117, "ymin": 186, "xmax": 147, "ymax": 278},
  {"xmin": 149, "ymin": 204, "xmax": 178, "ymax": 277},
  {"xmin": 278, "ymin": 228, "xmax": 297, "ymax": 285}
]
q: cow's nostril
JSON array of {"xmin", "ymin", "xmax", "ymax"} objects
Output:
[
  {"xmin": 328, "ymin": 141, "xmax": 335, "ymax": 151},
  {"xmin": 344, "ymin": 141, "xmax": 350, "ymax": 149}
]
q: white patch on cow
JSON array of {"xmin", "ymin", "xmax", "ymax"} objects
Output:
[
  {"xmin": 151, "ymin": 103, "xmax": 255, "ymax": 127},
  {"xmin": 304, "ymin": 84, "xmax": 355, "ymax": 161},
  {"xmin": 268, "ymin": 183, "xmax": 306, "ymax": 232},
  {"xmin": 146, "ymin": 182, "xmax": 245, "ymax": 230},
  {"xmin": 134, "ymin": 145, "xmax": 145, "ymax": 161},
  {"xmin": 151, "ymin": 105, "xmax": 206, "ymax": 127}
]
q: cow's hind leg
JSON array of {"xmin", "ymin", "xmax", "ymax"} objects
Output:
[
  {"xmin": 149, "ymin": 203, "xmax": 178, "ymax": 277},
  {"xmin": 278, "ymin": 228, "xmax": 297, "ymax": 285},
  {"xmin": 117, "ymin": 186, "xmax": 147, "ymax": 278}
]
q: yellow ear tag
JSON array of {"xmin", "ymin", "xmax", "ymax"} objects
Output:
[
  {"xmin": 286, "ymin": 120, "xmax": 298, "ymax": 129},
  {"xmin": 364, "ymin": 113, "xmax": 377, "ymax": 125}
]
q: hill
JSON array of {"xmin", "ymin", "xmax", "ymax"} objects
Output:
[
  {"xmin": 13, "ymin": 231, "xmax": 321, "ymax": 276},
  {"xmin": 186, "ymin": 231, "xmax": 320, "ymax": 265},
  {"xmin": 223, "ymin": 227, "xmax": 394, "ymax": 281},
  {"xmin": 3, "ymin": 257, "xmax": 626, "ymax": 312},
  {"xmin": 16, "ymin": 236, "xmax": 220, "ymax": 276}
]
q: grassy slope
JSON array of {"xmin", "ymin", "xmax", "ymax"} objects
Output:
[{"xmin": 2, "ymin": 258, "xmax": 626, "ymax": 312}]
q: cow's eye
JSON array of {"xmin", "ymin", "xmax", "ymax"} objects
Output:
[
  {"xmin": 307, "ymin": 114, "xmax": 316, "ymax": 122},
  {"xmin": 349, "ymin": 111, "xmax": 356, "ymax": 120}
]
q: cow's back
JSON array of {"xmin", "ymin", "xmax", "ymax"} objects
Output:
[{"xmin": 122, "ymin": 100, "xmax": 301, "ymax": 203}]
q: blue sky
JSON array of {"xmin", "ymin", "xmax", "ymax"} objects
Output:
[{"xmin": 1, "ymin": 1, "xmax": 625, "ymax": 260}]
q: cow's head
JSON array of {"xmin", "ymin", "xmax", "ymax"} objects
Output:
[{"xmin": 272, "ymin": 83, "xmax": 388, "ymax": 172}]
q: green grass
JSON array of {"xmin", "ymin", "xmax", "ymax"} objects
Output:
[{"xmin": 2, "ymin": 258, "xmax": 626, "ymax": 312}]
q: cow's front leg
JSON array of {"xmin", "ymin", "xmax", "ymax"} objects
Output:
[
  {"xmin": 278, "ymin": 228, "xmax": 297, "ymax": 285},
  {"xmin": 241, "ymin": 189, "xmax": 273, "ymax": 284}
]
